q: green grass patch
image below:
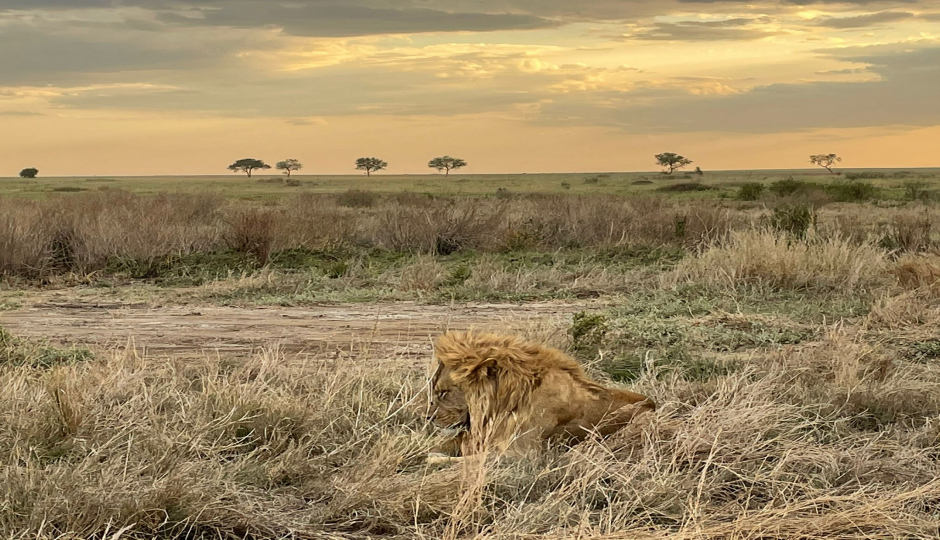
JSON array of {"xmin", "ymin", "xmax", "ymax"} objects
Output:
[{"xmin": 1, "ymin": 326, "xmax": 93, "ymax": 368}]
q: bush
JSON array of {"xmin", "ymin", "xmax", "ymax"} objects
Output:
[
  {"xmin": 769, "ymin": 204, "xmax": 816, "ymax": 240},
  {"xmin": 584, "ymin": 176, "xmax": 601, "ymax": 185},
  {"xmin": 224, "ymin": 208, "xmax": 279, "ymax": 265},
  {"xmin": 336, "ymin": 189, "xmax": 379, "ymax": 208},
  {"xmin": 656, "ymin": 183, "xmax": 717, "ymax": 193},
  {"xmin": 845, "ymin": 171, "xmax": 886, "ymax": 180},
  {"xmin": 901, "ymin": 181, "xmax": 929, "ymax": 201},
  {"xmin": 568, "ymin": 311, "xmax": 608, "ymax": 360},
  {"xmin": 826, "ymin": 181, "xmax": 879, "ymax": 202},
  {"xmin": 768, "ymin": 177, "xmax": 812, "ymax": 197},
  {"xmin": 736, "ymin": 183, "xmax": 765, "ymax": 201}
]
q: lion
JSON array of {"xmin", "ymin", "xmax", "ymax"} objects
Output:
[{"xmin": 427, "ymin": 331, "xmax": 655, "ymax": 460}]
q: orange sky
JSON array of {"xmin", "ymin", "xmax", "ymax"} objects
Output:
[{"xmin": 1, "ymin": 1, "xmax": 938, "ymax": 175}]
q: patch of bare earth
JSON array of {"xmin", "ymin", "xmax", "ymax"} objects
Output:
[{"xmin": 1, "ymin": 294, "xmax": 589, "ymax": 366}]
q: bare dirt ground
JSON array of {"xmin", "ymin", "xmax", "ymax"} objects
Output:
[{"xmin": 2, "ymin": 291, "xmax": 590, "ymax": 367}]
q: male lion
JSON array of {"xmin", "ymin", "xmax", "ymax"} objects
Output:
[{"xmin": 427, "ymin": 331, "xmax": 655, "ymax": 459}]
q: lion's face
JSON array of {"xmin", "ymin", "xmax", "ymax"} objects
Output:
[{"xmin": 428, "ymin": 363, "xmax": 470, "ymax": 433}]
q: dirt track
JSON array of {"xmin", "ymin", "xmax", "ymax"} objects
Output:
[{"xmin": 1, "ymin": 296, "xmax": 588, "ymax": 362}]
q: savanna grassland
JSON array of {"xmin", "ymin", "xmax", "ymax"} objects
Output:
[{"xmin": 2, "ymin": 170, "xmax": 940, "ymax": 539}]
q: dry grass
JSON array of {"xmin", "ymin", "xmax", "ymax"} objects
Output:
[
  {"xmin": 668, "ymin": 230, "xmax": 890, "ymax": 292},
  {"xmin": 0, "ymin": 192, "xmax": 749, "ymax": 280},
  {"xmin": 1, "ymin": 191, "xmax": 938, "ymax": 283},
  {"xmin": 2, "ymin": 320, "xmax": 939, "ymax": 539},
  {"xmin": 3, "ymin": 189, "xmax": 940, "ymax": 539}
]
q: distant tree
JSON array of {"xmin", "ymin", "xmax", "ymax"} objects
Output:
[
  {"xmin": 810, "ymin": 153, "xmax": 842, "ymax": 174},
  {"xmin": 276, "ymin": 159, "xmax": 303, "ymax": 177},
  {"xmin": 655, "ymin": 153, "xmax": 693, "ymax": 175},
  {"xmin": 428, "ymin": 156, "xmax": 467, "ymax": 176},
  {"xmin": 19, "ymin": 167, "xmax": 38, "ymax": 178},
  {"xmin": 355, "ymin": 157, "xmax": 387, "ymax": 176},
  {"xmin": 227, "ymin": 158, "xmax": 271, "ymax": 178}
]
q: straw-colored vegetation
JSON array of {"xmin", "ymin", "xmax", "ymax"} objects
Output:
[{"xmin": 2, "ymin": 173, "xmax": 940, "ymax": 538}]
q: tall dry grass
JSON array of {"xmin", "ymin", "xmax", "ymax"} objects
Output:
[
  {"xmin": 2, "ymin": 325, "xmax": 938, "ymax": 539},
  {"xmin": 0, "ymin": 192, "xmax": 750, "ymax": 279},
  {"xmin": 668, "ymin": 230, "xmax": 891, "ymax": 291},
  {"xmin": 1, "ymin": 191, "xmax": 937, "ymax": 283}
]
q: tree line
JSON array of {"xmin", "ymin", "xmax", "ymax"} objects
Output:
[
  {"xmin": 226, "ymin": 156, "xmax": 468, "ymax": 177},
  {"xmin": 14, "ymin": 153, "xmax": 844, "ymax": 179}
]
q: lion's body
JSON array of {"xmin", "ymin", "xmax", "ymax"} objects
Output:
[{"xmin": 428, "ymin": 331, "xmax": 655, "ymax": 457}]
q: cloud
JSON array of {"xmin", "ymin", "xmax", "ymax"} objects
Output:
[
  {"xmin": 615, "ymin": 17, "xmax": 781, "ymax": 41},
  {"xmin": 534, "ymin": 43, "xmax": 940, "ymax": 133},
  {"xmin": 817, "ymin": 11, "xmax": 916, "ymax": 28},
  {"xmin": 157, "ymin": 3, "xmax": 557, "ymax": 37}
]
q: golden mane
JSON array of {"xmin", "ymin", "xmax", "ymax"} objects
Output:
[{"xmin": 430, "ymin": 331, "xmax": 654, "ymax": 457}]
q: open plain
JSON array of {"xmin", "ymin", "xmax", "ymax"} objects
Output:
[{"xmin": 2, "ymin": 171, "xmax": 940, "ymax": 539}]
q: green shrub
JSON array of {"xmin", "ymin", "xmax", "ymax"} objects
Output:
[
  {"xmin": 737, "ymin": 183, "xmax": 765, "ymax": 201},
  {"xmin": 568, "ymin": 311, "xmax": 608, "ymax": 360},
  {"xmin": 656, "ymin": 183, "xmax": 717, "ymax": 193},
  {"xmin": 768, "ymin": 177, "xmax": 811, "ymax": 196},
  {"xmin": 769, "ymin": 204, "xmax": 816, "ymax": 239},
  {"xmin": 845, "ymin": 171, "xmax": 886, "ymax": 180},
  {"xmin": 826, "ymin": 181, "xmax": 879, "ymax": 202}
]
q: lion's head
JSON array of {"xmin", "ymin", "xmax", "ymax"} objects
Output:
[
  {"xmin": 428, "ymin": 330, "xmax": 654, "ymax": 457},
  {"xmin": 428, "ymin": 362, "xmax": 470, "ymax": 434}
]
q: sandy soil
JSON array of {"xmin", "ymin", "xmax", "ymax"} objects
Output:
[{"xmin": 1, "ymin": 294, "xmax": 589, "ymax": 363}]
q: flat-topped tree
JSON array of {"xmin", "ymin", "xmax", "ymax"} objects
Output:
[
  {"xmin": 355, "ymin": 157, "xmax": 387, "ymax": 176},
  {"xmin": 655, "ymin": 153, "xmax": 693, "ymax": 175},
  {"xmin": 428, "ymin": 156, "xmax": 467, "ymax": 176},
  {"xmin": 276, "ymin": 159, "xmax": 303, "ymax": 177},
  {"xmin": 19, "ymin": 168, "xmax": 38, "ymax": 178},
  {"xmin": 228, "ymin": 158, "xmax": 271, "ymax": 178},
  {"xmin": 810, "ymin": 153, "xmax": 842, "ymax": 174}
]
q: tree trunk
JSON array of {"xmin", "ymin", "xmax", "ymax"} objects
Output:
[
  {"xmin": 367, "ymin": 170, "xmax": 371, "ymax": 176},
  {"xmin": 247, "ymin": 169, "xmax": 252, "ymax": 178},
  {"xmin": 286, "ymin": 170, "xmax": 291, "ymax": 177},
  {"xmin": 445, "ymin": 169, "xmax": 449, "ymax": 177}
]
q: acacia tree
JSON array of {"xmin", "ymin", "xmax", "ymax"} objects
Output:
[
  {"xmin": 227, "ymin": 158, "xmax": 271, "ymax": 178},
  {"xmin": 810, "ymin": 153, "xmax": 841, "ymax": 174},
  {"xmin": 276, "ymin": 159, "xmax": 303, "ymax": 177},
  {"xmin": 19, "ymin": 167, "xmax": 38, "ymax": 178},
  {"xmin": 655, "ymin": 153, "xmax": 693, "ymax": 175},
  {"xmin": 355, "ymin": 157, "xmax": 387, "ymax": 176},
  {"xmin": 428, "ymin": 156, "xmax": 467, "ymax": 176}
]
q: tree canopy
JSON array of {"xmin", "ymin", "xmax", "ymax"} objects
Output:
[
  {"xmin": 276, "ymin": 159, "xmax": 303, "ymax": 177},
  {"xmin": 428, "ymin": 156, "xmax": 467, "ymax": 176},
  {"xmin": 655, "ymin": 153, "xmax": 693, "ymax": 175},
  {"xmin": 355, "ymin": 157, "xmax": 387, "ymax": 176},
  {"xmin": 810, "ymin": 154, "xmax": 842, "ymax": 173},
  {"xmin": 227, "ymin": 158, "xmax": 271, "ymax": 177}
]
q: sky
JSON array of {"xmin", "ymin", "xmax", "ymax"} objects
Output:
[{"xmin": 1, "ymin": 0, "xmax": 938, "ymax": 176}]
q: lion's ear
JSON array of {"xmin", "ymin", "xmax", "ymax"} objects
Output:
[{"xmin": 458, "ymin": 356, "xmax": 497, "ymax": 383}]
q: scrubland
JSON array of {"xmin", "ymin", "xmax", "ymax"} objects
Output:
[{"xmin": 1, "ymin": 173, "xmax": 940, "ymax": 539}]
